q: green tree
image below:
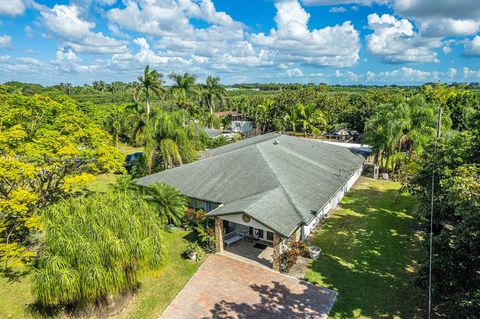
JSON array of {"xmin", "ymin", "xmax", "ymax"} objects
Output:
[
  {"xmin": 169, "ymin": 72, "xmax": 198, "ymax": 109},
  {"xmin": 201, "ymin": 76, "xmax": 226, "ymax": 114},
  {"xmin": 144, "ymin": 110, "xmax": 205, "ymax": 173},
  {"xmin": 138, "ymin": 65, "xmax": 165, "ymax": 116},
  {"xmin": 32, "ymin": 191, "xmax": 165, "ymax": 310},
  {"xmin": 143, "ymin": 182, "xmax": 187, "ymax": 226},
  {"xmin": 0, "ymin": 93, "xmax": 125, "ymax": 273},
  {"xmin": 284, "ymin": 103, "xmax": 326, "ymax": 135}
]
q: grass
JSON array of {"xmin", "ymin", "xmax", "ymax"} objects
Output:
[
  {"xmin": 0, "ymin": 229, "xmax": 201, "ymax": 319},
  {"xmin": 305, "ymin": 177, "xmax": 425, "ymax": 319},
  {"xmin": 85, "ymin": 142, "xmax": 143, "ymax": 192}
]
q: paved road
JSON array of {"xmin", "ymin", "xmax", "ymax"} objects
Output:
[{"xmin": 160, "ymin": 254, "xmax": 337, "ymax": 319}]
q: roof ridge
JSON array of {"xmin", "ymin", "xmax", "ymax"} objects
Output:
[{"xmin": 255, "ymin": 143, "xmax": 306, "ymax": 224}]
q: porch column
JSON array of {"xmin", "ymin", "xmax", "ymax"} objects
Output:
[
  {"xmin": 214, "ymin": 217, "xmax": 224, "ymax": 252},
  {"xmin": 272, "ymin": 233, "xmax": 281, "ymax": 271}
]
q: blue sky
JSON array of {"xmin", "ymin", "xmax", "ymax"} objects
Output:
[{"xmin": 0, "ymin": 0, "xmax": 479, "ymax": 85}]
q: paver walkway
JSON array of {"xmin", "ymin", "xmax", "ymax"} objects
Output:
[{"xmin": 160, "ymin": 254, "xmax": 337, "ymax": 319}]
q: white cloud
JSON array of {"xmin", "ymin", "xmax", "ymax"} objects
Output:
[
  {"xmin": 448, "ymin": 68, "xmax": 457, "ymax": 78},
  {"xmin": 0, "ymin": 55, "xmax": 11, "ymax": 62},
  {"xmin": 394, "ymin": 0, "xmax": 480, "ymax": 37},
  {"xmin": 0, "ymin": 34, "xmax": 12, "ymax": 48},
  {"xmin": 366, "ymin": 67, "xmax": 442, "ymax": 83},
  {"xmin": 0, "ymin": 0, "xmax": 25, "ymax": 16},
  {"xmin": 442, "ymin": 46, "xmax": 452, "ymax": 54},
  {"xmin": 24, "ymin": 25, "xmax": 33, "ymax": 38},
  {"xmin": 366, "ymin": 13, "xmax": 440, "ymax": 63},
  {"xmin": 463, "ymin": 36, "xmax": 480, "ymax": 57},
  {"xmin": 463, "ymin": 67, "xmax": 480, "ymax": 79},
  {"xmin": 17, "ymin": 57, "xmax": 43, "ymax": 65},
  {"xmin": 39, "ymin": 4, "xmax": 128, "ymax": 54},
  {"xmin": 287, "ymin": 68, "xmax": 304, "ymax": 77},
  {"xmin": 251, "ymin": 0, "xmax": 360, "ymax": 67},
  {"xmin": 329, "ymin": 6, "xmax": 347, "ymax": 13}
]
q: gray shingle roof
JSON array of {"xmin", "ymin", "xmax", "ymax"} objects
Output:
[{"xmin": 137, "ymin": 133, "xmax": 367, "ymax": 237}]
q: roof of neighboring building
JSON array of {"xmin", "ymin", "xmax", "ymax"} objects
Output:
[
  {"xmin": 214, "ymin": 110, "xmax": 240, "ymax": 117},
  {"xmin": 204, "ymin": 128, "xmax": 232, "ymax": 138},
  {"xmin": 137, "ymin": 133, "xmax": 368, "ymax": 237}
]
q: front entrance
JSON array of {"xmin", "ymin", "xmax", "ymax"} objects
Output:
[{"xmin": 223, "ymin": 220, "xmax": 274, "ymax": 242}]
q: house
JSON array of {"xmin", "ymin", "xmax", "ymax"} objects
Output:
[
  {"xmin": 214, "ymin": 110, "xmax": 254, "ymax": 134},
  {"xmin": 137, "ymin": 133, "xmax": 368, "ymax": 270},
  {"xmin": 204, "ymin": 128, "xmax": 237, "ymax": 141}
]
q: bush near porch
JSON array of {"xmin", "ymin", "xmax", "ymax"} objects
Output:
[
  {"xmin": 305, "ymin": 177, "xmax": 425, "ymax": 319},
  {"xmin": 0, "ymin": 229, "xmax": 202, "ymax": 319}
]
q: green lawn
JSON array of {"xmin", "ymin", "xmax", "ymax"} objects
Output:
[
  {"xmin": 0, "ymin": 229, "xmax": 201, "ymax": 319},
  {"xmin": 305, "ymin": 177, "xmax": 425, "ymax": 319}
]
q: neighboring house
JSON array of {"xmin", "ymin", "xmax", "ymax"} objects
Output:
[
  {"xmin": 214, "ymin": 110, "xmax": 254, "ymax": 134},
  {"xmin": 137, "ymin": 133, "xmax": 368, "ymax": 270},
  {"xmin": 204, "ymin": 128, "xmax": 236, "ymax": 141}
]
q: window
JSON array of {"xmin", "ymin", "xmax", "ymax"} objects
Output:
[
  {"xmin": 266, "ymin": 231, "xmax": 274, "ymax": 241},
  {"xmin": 258, "ymin": 229, "xmax": 264, "ymax": 239}
]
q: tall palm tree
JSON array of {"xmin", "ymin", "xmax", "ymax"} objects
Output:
[
  {"xmin": 202, "ymin": 76, "xmax": 226, "ymax": 114},
  {"xmin": 138, "ymin": 65, "xmax": 165, "ymax": 117},
  {"xmin": 104, "ymin": 105, "xmax": 125, "ymax": 148},
  {"xmin": 169, "ymin": 72, "xmax": 198, "ymax": 109},
  {"xmin": 143, "ymin": 182, "xmax": 187, "ymax": 226},
  {"xmin": 284, "ymin": 103, "xmax": 326, "ymax": 135},
  {"xmin": 126, "ymin": 102, "xmax": 148, "ymax": 146},
  {"xmin": 145, "ymin": 110, "xmax": 204, "ymax": 173}
]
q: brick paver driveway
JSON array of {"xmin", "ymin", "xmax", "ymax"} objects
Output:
[{"xmin": 160, "ymin": 254, "xmax": 337, "ymax": 319}]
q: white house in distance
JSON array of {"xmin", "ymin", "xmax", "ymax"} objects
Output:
[
  {"xmin": 214, "ymin": 111, "xmax": 254, "ymax": 134},
  {"xmin": 137, "ymin": 133, "xmax": 369, "ymax": 271}
]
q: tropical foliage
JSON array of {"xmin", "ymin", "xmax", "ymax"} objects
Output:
[
  {"xmin": 0, "ymin": 93, "xmax": 125, "ymax": 272},
  {"xmin": 32, "ymin": 191, "xmax": 165, "ymax": 309},
  {"xmin": 143, "ymin": 182, "xmax": 187, "ymax": 226}
]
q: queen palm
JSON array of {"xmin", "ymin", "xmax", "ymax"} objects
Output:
[
  {"xmin": 143, "ymin": 182, "xmax": 187, "ymax": 226},
  {"xmin": 169, "ymin": 72, "xmax": 198, "ymax": 109},
  {"xmin": 284, "ymin": 103, "xmax": 326, "ymax": 135},
  {"xmin": 145, "ymin": 109, "xmax": 204, "ymax": 173},
  {"xmin": 138, "ymin": 65, "xmax": 165, "ymax": 116},
  {"xmin": 126, "ymin": 102, "xmax": 148, "ymax": 145},
  {"xmin": 202, "ymin": 76, "xmax": 226, "ymax": 114}
]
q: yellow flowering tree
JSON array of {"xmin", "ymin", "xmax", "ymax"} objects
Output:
[{"xmin": 0, "ymin": 93, "xmax": 125, "ymax": 273}]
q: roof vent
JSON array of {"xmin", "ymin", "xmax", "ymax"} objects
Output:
[{"xmin": 273, "ymin": 140, "xmax": 279, "ymax": 145}]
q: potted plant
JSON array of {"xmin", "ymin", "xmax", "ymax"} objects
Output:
[
  {"xmin": 185, "ymin": 242, "xmax": 205, "ymax": 261},
  {"xmin": 308, "ymin": 245, "xmax": 322, "ymax": 259}
]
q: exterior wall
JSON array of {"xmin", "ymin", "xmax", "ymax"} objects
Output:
[
  {"xmin": 231, "ymin": 120, "xmax": 253, "ymax": 133},
  {"xmin": 221, "ymin": 213, "xmax": 273, "ymax": 233},
  {"xmin": 301, "ymin": 165, "xmax": 363, "ymax": 239},
  {"xmin": 187, "ymin": 198, "xmax": 219, "ymax": 212}
]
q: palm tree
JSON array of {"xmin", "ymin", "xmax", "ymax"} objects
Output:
[
  {"xmin": 284, "ymin": 103, "xmax": 326, "ymax": 135},
  {"xmin": 138, "ymin": 65, "xmax": 165, "ymax": 117},
  {"xmin": 33, "ymin": 191, "xmax": 165, "ymax": 308},
  {"xmin": 143, "ymin": 182, "xmax": 187, "ymax": 226},
  {"xmin": 202, "ymin": 76, "xmax": 226, "ymax": 114},
  {"xmin": 104, "ymin": 105, "xmax": 125, "ymax": 148},
  {"xmin": 126, "ymin": 102, "xmax": 148, "ymax": 145},
  {"xmin": 169, "ymin": 72, "xmax": 198, "ymax": 109},
  {"xmin": 144, "ymin": 110, "xmax": 204, "ymax": 173}
]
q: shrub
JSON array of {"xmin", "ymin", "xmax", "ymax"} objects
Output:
[
  {"xmin": 32, "ymin": 191, "xmax": 165, "ymax": 309},
  {"xmin": 290, "ymin": 241, "xmax": 309, "ymax": 258},
  {"xmin": 281, "ymin": 249, "xmax": 299, "ymax": 271},
  {"xmin": 184, "ymin": 242, "xmax": 205, "ymax": 262}
]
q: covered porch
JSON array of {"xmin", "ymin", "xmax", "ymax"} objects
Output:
[{"xmin": 213, "ymin": 214, "xmax": 282, "ymax": 271}]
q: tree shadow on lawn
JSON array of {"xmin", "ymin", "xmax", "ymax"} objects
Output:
[
  {"xmin": 204, "ymin": 280, "xmax": 337, "ymax": 319},
  {"xmin": 306, "ymin": 185, "xmax": 426, "ymax": 319}
]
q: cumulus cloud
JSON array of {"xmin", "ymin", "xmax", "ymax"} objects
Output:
[
  {"xmin": 0, "ymin": 34, "xmax": 12, "ymax": 48},
  {"xmin": 463, "ymin": 67, "xmax": 480, "ymax": 79},
  {"xmin": 251, "ymin": 0, "xmax": 360, "ymax": 67},
  {"xmin": 366, "ymin": 13, "xmax": 440, "ymax": 63},
  {"xmin": 39, "ymin": 4, "xmax": 128, "ymax": 54},
  {"xmin": 287, "ymin": 68, "xmax": 304, "ymax": 77},
  {"xmin": 394, "ymin": 0, "xmax": 480, "ymax": 37},
  {"xmin": 463, "ymin": 36, "xmax": 480, "ymax": 57},
  {"xmin": 0, "ymin": 0, "xmax": 25, "ymax": 16},
  {"xmin": 365, "ymin": 67, "xmax": 442, "ymax": 83}
]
